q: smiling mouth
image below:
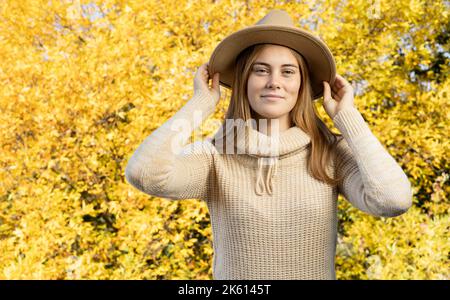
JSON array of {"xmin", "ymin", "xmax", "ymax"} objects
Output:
[{"xmin": 261, "ymin": 96, "xmax": 284, "ymax": 101}]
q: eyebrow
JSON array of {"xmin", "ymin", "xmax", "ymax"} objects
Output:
[{"xmin": 253, "ymin": 62, "xmax": 299, "ymax": 69}]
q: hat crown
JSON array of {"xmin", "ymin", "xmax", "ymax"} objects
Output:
[{"xmin": 255, "ymin": 9, "xmax": 294, "ymax": 27}]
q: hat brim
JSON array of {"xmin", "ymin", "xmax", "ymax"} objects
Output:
[{"xmin": 208, "ymin": 25, "xmax": 336, "ymax": 100}]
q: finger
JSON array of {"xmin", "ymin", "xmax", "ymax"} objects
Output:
[
  {"xmin": 331, "ymin": 84, "xmax": 340, "ymax": 96},
  {"xmin": 198, "ymin": 63, "xmax": 207, "ymax": 77},
  {"xmin": 335, "ymin": 74, "xmax": 347, "ymax": 89},
  {"xmin": 331, "ymin": 90, "xmax": 338, "ymax": 100},
  {"xmin": 333, "ymin": 76, "xmax": 347, "ymax": 91},
  {"xmin": 212, "ymin": 73, "xmax": 219, "ymax": 91},
  {"xmin": 201, "ymin": 63, "xmax": 209, "ymax": 76},
  {"xmin": 336, "ymin": 74, "xmax": 351, "ymax": 89},
  {"xmin": 328, "ymin": 78, "xmax": 339, "ymax": 94},
  {"xmin": 331, "ymin": 80, "xmax": 348, "ymax": 96},
  {"xmin": 328, "ymin": 80, "xmax": 340, "ymax": 97},
  {"xmin": 332, "ymin": 75, "xmax": 342, "ymax": 89},
  {"xmin": 322, "ymin": 81, "xmax": 332, "ymax": 101}
]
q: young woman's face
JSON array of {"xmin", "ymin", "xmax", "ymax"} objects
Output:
[{"xmin": 247, "ymin": 44, "xmax": 301, "ymax": 121}]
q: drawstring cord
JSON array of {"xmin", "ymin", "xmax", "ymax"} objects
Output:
[{"xmin": 255, "ymin": 157, "xmax": 278, "ymax": 196}]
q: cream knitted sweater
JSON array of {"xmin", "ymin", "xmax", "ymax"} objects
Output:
[{"xmin": 125, "ymin": 92, "xmax": 413, "ymax": 280}]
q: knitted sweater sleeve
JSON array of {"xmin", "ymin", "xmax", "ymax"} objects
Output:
[
  {"xmin": 125, "ymin": 92, "xmax": 217, "ymax": 201},
  {"xmin": 332, "ymin": 106, "xmax": 413, "ymax": 218}
]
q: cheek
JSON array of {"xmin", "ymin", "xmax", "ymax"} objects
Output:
[
  {"xmin": 289, "ymin": 78, "xmax": 301, "ymax": 92},
  {"xmin": 288, "ymin": 82, "xmax": 301, "ymax": 100},
  {"xmin": 287, "ymin": 98, "xmax": 297, "ymax": 110},
  {"xmin": 247, "ymin": 78, "xmax": 257, "ymax": 94},
  {"xmin": 247, "ymin": 76, "xmax": 264, "ymax": 91},
  {"xmin": 247, "ymin": 79, "xmax": 264, "ymax": 102}
]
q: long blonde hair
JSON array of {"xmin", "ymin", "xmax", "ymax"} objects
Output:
[{"xmin": 212, "ymin": 44, "xmax": 344, "ymax": 186}]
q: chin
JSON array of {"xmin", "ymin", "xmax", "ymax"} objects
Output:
[{"xmin": 254, "ymin": 111, "xmax": 285, "ymax": 120}]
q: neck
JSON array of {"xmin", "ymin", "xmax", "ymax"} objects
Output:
[{"xmin": 254, "ymin": 114, "xmax": 293, "ymax": 136}]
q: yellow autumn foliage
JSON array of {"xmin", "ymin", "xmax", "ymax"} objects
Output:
[{"xmin": 0, "ymin": 0, "xmax": 448, "ymax": 279}]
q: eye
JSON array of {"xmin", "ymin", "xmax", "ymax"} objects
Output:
[{"xmin": 254, "ymin": 68, "xmax": 295, "ymax": 75}]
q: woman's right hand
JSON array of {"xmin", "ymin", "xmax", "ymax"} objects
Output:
[{"xmin": 194, "ymin": 62, "xmax": 220, "ymax": 105}]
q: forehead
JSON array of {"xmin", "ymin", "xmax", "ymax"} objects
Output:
[{"xmin": 254, "ymin": 44, "xmax": 298, "ymax": 66}]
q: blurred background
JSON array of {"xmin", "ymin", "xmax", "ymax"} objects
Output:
[{"xmin": 0, "ymin": 0, "xmax": 448, "ymax": 279}]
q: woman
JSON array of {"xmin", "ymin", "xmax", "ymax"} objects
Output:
[{"xmin": 125, "ymin": 10, "xmax": 412, "ymax": 280}]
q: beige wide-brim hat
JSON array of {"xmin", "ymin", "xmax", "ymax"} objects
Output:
[{"xmin": 208, "ymin": 9, "xmax": 336, "ymax": 100}]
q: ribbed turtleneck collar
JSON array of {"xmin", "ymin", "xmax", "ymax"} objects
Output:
[{"xmin": 228, "ymin": 120, "xmax": 311, "ymax": 196}]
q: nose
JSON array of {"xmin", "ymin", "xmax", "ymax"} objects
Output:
[{"xmin": 266, "ymin": 73, "xmax": 281, "ymax": 89}]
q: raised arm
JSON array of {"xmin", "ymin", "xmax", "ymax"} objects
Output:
[
  {"xmin": 125, "ymin": 63, "xmax": 221, "ymax": 201},
  {"xmin": 333, "ymin": 106, "xmax": 413, "ymax": 217}
]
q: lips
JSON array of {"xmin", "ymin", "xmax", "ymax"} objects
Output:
[
  {"xmin": 261, "ymin": 95, "xmax": 284, "ymax": 101},
  {"xmin": 262, "ymin": 94, "xmax": 284, "ymax": 98}
]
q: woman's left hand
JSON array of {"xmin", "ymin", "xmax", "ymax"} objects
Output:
[{"xmin": 322, "ymin": 74, "xmax": 355, "ymax": 120}]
